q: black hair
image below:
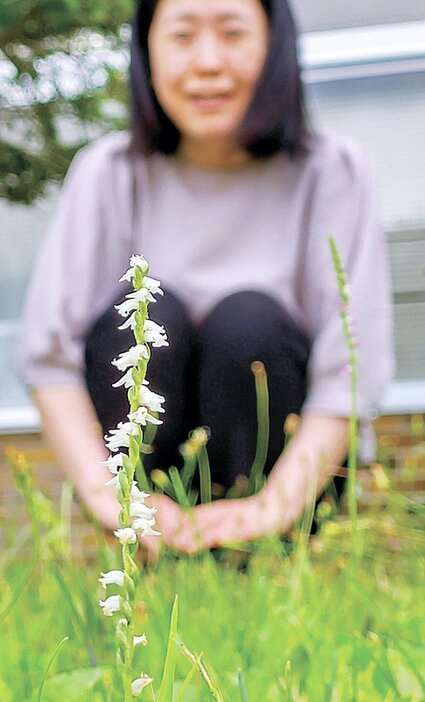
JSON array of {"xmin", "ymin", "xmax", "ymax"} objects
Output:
[{"xmin": 129, "ymin": 0, "xmax": 309, "ymax": 158}]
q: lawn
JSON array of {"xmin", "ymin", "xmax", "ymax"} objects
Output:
[{"xmin": 1, "ymin": 448, "xmax": 424, "ymax": 701}]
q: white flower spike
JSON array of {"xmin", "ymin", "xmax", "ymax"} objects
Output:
[{"xmin": 100, "ymin": 255, "xmax": 164, "ymax": 696}]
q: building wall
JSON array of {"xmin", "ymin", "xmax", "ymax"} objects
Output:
[{"xmin": 291, "ymin": 0, "xmax": 425, "ymax": 31}]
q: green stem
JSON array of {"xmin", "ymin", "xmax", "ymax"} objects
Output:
[
  {"xmin": 329, "ymin": 237, "xmax": 360, "ymax": 565},
  {"xmin": 247, "ymin": 361, "xmax": 270, "ymax": 496}
]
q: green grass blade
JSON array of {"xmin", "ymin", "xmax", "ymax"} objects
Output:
[
  {"xmin": 0, "ymin": 562, "xmax": 35, "ymax": 624},
  {"xmin": 36, "ymin": 635, "xmax": 69, "ymax": 702},
  {"xmin": 177, "ymin": 638, "xmax": 225, "ymax": 702},
  {"xmin": 168, "ymin": 466, "xmax": 190, "ymax": 507},
  {"xmin": 238, "ymin": 668, "xmax": 250, "ymax": 702},
  {"xmin": 247, "ymin": 361, "xmax": 270, "ymax": 496},
  {"xmin": 157, "ymin": 595, "xmax": 179, "ymax": 702},
  {"xmin": 329, "ymin": 236, "xmax": 359, "ymax": 564},
  {"xmin": 135, "ymin": 457, "xmax": 152, "ymax": 492},
  {"xmin": 198, "ymin": 444, "xmax": 212, "ymax": 504},
  {"xmin": 175, "ymin": 662, "xmax": 198, "ymax": 702},
  {"xmin": 180, "ymin": 454, "xmax": 197, "ymax": 492}
]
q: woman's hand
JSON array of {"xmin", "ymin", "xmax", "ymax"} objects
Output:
[
  {"xmin": 163, "ymin": 492, "xmax": 283, "ymax": 554},
  {"xmin": 138, "ymin": 493, "xmax": 192, "ymax": 561}
]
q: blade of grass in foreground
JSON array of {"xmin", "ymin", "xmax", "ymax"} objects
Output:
[
  {"xmin": 238, "ymin": 668, "xmax": 250, "ymax": 702},
  {"xmin": 175, "ymin": 662, "xmax": 198, "ymax": 702},
  {"xmin": 177, "ymin": 638, "xmax": 225, "ymax": 702},
  {"xmin": 157, "ymin": 595, "xmax": 179, "ymax": 702},
  {"xmin": 36, "ymin": 635, "xmax": 69, "ymax": 702}
]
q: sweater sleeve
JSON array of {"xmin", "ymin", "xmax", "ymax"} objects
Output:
[
  {"xmin": 18, "ymin": 133, "xmax": 134, "ymax": 387},
  {"xmin": 301, "ymin": 138, "xmax": 395, "ymax": 420}
]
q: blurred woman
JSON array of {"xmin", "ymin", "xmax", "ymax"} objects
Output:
[{"xmin": 19, "ymin": 0, "xmax": 394, "ymax": 553}]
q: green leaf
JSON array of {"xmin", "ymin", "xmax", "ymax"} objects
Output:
[{"xmin": 157, "ymin": 595, "xmax": 179, "ymax": 702}]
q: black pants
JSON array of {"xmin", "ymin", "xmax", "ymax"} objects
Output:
[{"xmin": 85, "ymin": 289, "xmax": 310, "ymax": 489}]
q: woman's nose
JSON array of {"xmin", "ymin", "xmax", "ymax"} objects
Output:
[{"xmin": 193, "ymin": 31, "xmax": 223, "ymax": 73}]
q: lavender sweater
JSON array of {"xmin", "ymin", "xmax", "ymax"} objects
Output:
[{"xmin": 19, "ymin": 130, "xmax": 394, "ymax": 427}]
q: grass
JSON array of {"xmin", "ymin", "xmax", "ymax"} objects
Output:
[{"xmin": 0, "ymin": 454, "xmax": 424, "ymax": 701}]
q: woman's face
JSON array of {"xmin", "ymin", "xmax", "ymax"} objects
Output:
[{"xmin": 148, "ymin": 0, "xmax": 269, "ymax": 158}]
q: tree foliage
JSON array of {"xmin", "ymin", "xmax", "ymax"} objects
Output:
[{"xmin": 0, "ymin": 0, "xmax": 133, "ymax": 204}]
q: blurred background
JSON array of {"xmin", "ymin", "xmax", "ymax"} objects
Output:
[{"xmin": 1, "ymin": 0, "xmax": 425, "ymax": 433}]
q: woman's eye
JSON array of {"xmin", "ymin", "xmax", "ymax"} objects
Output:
[
  {"xmin": 173, "ymin": 31, "xmax": 192, "ymax": 41},
  {"xmin": 224, "ymin": 28, "xmax": 245, "ymax": 40}
]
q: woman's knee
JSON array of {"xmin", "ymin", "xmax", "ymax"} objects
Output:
[{"xmin": 199, "ymin": 289, "xmax": 309, "ymax": 365}]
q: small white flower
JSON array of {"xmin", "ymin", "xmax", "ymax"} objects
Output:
[
  {"xmin": 130, "ymin": 484, "xmax": 150, "ymax": 502},
  {"xmin": 125, "ymin": 287, "xmax": 153, "ymax": 304},
  {"xmin": 132, "ymin": 517, "xmax": 161, "ymax": 537},
  {"xmin": 99, "ymin": 595, "xmax": 122, "ymax": 616},
  {"xmin": 114, "ymin": 527, "xmax": 138, "ymax": 545},
  {"xmin": 133, "ymin": 634, "xmax": 148, "ymax": 647},
  {"xmin": 119, "ymin": 255, "xmax": 149, "ymax": 283},
  {"xmin": 139, "ymin": 386, "xmax": 165, "ymax": 413},
  {"xmin": 144, "ymin": 319, "xmax": 168, "ymax": 347},
  {"xmin": 99, "ymin": 453, "xmax": 126, "ymax": 475},
  {"xmin": 131, "ymin": 674, "xmax": 153, "ymax": 696},
  {"xmin": 130, "ymin": 254, "xmax": 149, "ymax": 272},
  {"xmin": 105, "ymin": 422, "xmax": 139, "ymax": 452},
  {"xmin": 130, "ymin": 502, "xmax": 157, "ymax": 518},
  {"xmin": 112, "ymin": 345, "xmax": 149, "ymax": 371},
  {"xmin": 128, "ymin": 407, "xmax": 163, "ymax": 426},
  {"xmin": 112, "ymin": 368, "xmax": 136, "ymax": 389},
  {"xmin": 144, "ymin": 276, "xmax": 163, "ymax": 297},
  {"xmin": 98, "ymin": 570, "xmax": 125, "ymax": 589},
  {"xmin": 118, "ymin": 312, "xmax": 138, "ymax": 331},
  {"xmin": 115, "ymin": 298, "xmax": 139, "ymax": 318},
  {"xmin": 105, "ymin": 475, "xmax": 119, "ymax": 487}
]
